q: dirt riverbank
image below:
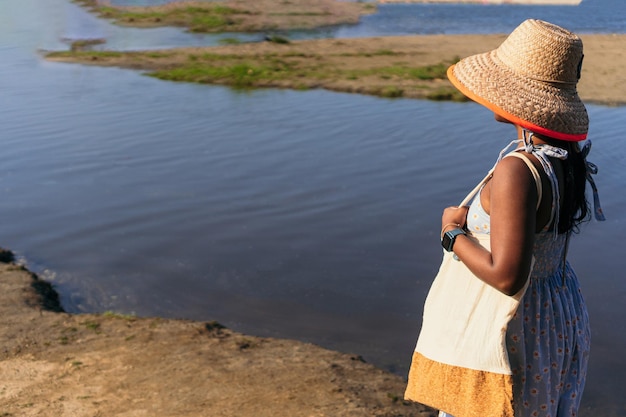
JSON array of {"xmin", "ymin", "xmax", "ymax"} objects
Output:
[
  {"xmin": 47, "ymin": 33, "xmax": 626, "ymax": 105},
  {"xmin": 0, "ymin": 250, "xmax": 435, "ymax": 416}
]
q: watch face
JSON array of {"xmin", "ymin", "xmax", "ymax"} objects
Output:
[
  {"xmin": 442, "ymin": 232, "xmax": 453, "ymax": 252},
  {"xmin": 442, "ymin": 228, "xmax": 464, "ymax": 252}
]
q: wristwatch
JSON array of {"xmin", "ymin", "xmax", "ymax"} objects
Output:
[{"xmin": 441, "ymin": 228, "xmax": 466, "ymax": 252}]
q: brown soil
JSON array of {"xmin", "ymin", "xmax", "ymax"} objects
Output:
[
  {"xmin": 0, "ymin": 251, "xmax": 436, "ymax": 416},
  {"xmin": 47, "ymin": 34, "xmax": 626, "ymax": 105}
]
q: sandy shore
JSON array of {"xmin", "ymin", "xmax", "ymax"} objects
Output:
[
  {"xmin": 0, "ymin": 250, "xmax": 436, "ymax": 416},
  {"xmin": 47, "ymin": 33, "xmax": 626, "ymax": 106}
]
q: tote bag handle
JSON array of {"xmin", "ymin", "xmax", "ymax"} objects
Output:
[{"xmin": 458, "ymin": 169, "xmax": 494, "ymax": 207}]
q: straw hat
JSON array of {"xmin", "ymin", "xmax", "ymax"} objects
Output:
[{"xmin": 447, "ymin": 19, "xmax": 588, "ymax": 141}]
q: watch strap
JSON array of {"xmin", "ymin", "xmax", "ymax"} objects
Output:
[{"xmin": 442, "ymin": 228, "xmax": 466, "ymax": 252}]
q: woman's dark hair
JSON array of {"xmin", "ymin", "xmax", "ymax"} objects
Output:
[{"xmin": 559, "ymin": 141, "xmax": 591, "ymax": 234}]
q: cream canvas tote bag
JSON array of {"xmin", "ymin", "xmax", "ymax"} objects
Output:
[{"xmin": 405, "ymin": 153, "xmax": 539, "ymax": 417}]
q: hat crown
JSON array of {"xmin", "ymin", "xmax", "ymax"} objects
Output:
[{"xmin": 495, "ymin": 19, "xmax": 583, "ymax": 85}]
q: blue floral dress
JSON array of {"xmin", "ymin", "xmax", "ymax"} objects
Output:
[{"xmin": 452, "ymin": 143, "xmax": 592, "ymax": 417}]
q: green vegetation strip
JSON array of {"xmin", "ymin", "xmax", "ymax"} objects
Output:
[
  {"xmin": 74, "ymin": 0, "xmax": 249, "ymax": 32},
  {"xmin": 46, "ymin": 47, "xmax": 465, "ymax": 101},
  {"xmin": 72, "ymin": 0, "xmax": 373, "ymax": 33}
]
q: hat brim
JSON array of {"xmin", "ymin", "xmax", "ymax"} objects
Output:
[{"xmin": 448, "ymin": 50, "xmax": 588, "ymax": 142}]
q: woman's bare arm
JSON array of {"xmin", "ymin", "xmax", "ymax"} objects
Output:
[{"xmin": 441, "ymin": 156, "xmax": 538, "ymax": 295}]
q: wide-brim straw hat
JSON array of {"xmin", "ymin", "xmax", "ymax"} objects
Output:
[{"xmin": 448, "ymin": 19, "xmax": 588, "ymax": 141}]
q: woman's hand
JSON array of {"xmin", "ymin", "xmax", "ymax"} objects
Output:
[{"xmin": 441, "ymin": 206, "xmax": 469, "ymax": 236}]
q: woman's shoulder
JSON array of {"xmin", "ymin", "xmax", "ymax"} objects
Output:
[
  {"xmin": 493, "ymin": 152, "xmax": 541, "ymax": 190},
  {"xmin": 496, "ymin": 151, "xmax": 556, "ymax": 232},
  {"xmin": 492, "ymin": 153, "xmax": 545, "ymax": 217}
]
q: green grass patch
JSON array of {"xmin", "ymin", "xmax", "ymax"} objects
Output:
[
  {"xmin": 103, "ymin": 310, "xmax": 136, "ymax": 320},
  {"xmin": 117, "ymin": 10, "xmax": 166, "ymax": 21},
  {"xmin": 379, "ymin": 86, "xmax": 404, "ymax": 98},
  {"xmin": 189, "ymin": 13, "xmax": 232, "ymax": 32},
  {"xmin": 265, "ymin": 35, "xmax": 291, "ymax": 44},
  {"xmin": 218, "ymin": 37, "xmax": 243, "ymax": 45},
  {"xmin": 339, "ymin": 61, "xmax": 450, "ymax": 82},
  {"xmin": 373, "ymin": 49, "xmax": 399, "ymax": 56},
  {"xmin": 426, "ymin": 87, "xmax": 468, "ymax": 102},
  {"xmin": 208, "ymin": 5, "xmax": 242, "ymax": 15},
  {"xmin": 78, "ymin": 2, "xmax": 247, "ymax": 33},
  {"xmin": 150, "ymin": 54, "xmax": 299, "ymax": 87},
  {"xmin": 187, "ymin": 52, "xmax": 237, "ymax": 62},
  {"xmin": 48, "ymin": 42, "xmax": 465, "ymax": 103},
  {"xmin": 145, "ymin": 57, "xmax": 454, "ymax": 97},
  {"xmin": 98, "ymin": 6, "xmax": 120, "ymax": 17},
  {"xmin": 150, "ymin": 62, "xmax": 291, "ymax": 88},
  {"xmin": 282, "ymin": 52, "xmax": 316, "ymax": 58},
  {"xmin": 74, "ymin": 0, "xmax": 368, "ymax": 32},
  {"xmin": 83, "ymin": 321, "xmax": 101, "ymax": 331},
  {"xmin": 144, "ymin": 51, "xmax": 173, "ymax": 59}
]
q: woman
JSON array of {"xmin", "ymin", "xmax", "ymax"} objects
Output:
[{"xmin": 404, "ymin": 19, "xmax": 604, "ymax": 417}]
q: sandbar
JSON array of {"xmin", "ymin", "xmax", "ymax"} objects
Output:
[{"xmin": 47, "ymin": 33, "xmax": 626, "ymax": 105}]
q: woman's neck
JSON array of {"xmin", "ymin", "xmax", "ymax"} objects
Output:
[{"xmin": 514, "ymin": 125, "xmax": 563, "ymax": 148}]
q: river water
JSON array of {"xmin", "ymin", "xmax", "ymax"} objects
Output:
[{"xmin": 1, "ymin": 0, "xmax": 625, "ymax": 415}]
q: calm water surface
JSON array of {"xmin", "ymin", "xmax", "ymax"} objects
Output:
[{"xmin": 1, "ymin": 0, "xmax": 625, "ymax": 415}]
